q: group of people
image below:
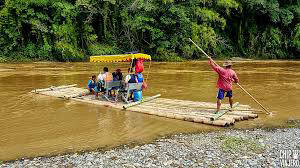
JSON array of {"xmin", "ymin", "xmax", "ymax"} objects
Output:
[
  {"xmin": 88, "ymin": 57, "xmax": 239, "ymax": 112},
  {"xmin": 87, "ymin": 66, "xmax": 145, "ymax": 101}
]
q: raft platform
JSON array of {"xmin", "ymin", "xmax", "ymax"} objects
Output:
[{"xmin": 31, "ymin": 84, "xmax": 258, "ymax": 127}]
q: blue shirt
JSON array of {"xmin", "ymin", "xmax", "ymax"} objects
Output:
[
  {"xmin": 88, "ymin": 80, "xmax": 96, "ymax": 89},
  {"xmin": 136, "ymin": 73, "xmax": 144, "ymax": 83}
]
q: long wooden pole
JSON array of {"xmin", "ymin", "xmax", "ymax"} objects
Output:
[
  {"xmin": 189, "ymin": 38, "xmax": 271, "ymax": 115},
  {"xmin": 236, "ymin": 83, "xmax": 270, "ymax": 114}
]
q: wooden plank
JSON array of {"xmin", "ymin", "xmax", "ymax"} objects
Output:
[{"xmin": 210, "ymin": 102, "xmax": 240, "ymax": 121}]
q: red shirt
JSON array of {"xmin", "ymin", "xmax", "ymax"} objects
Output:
[{"xmin": 209, "ymin": 60, "xmax": 239, "ymax": 91}]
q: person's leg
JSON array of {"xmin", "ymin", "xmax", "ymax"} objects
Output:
[
  {"xmin": 229, "ymin": 97, "xmax": 233, "ymax": 107},
  {"xmin": 217, "ymin": 99, "xmax": 221, "ymax": 113},
  {"xmin": 225, "ymin": 90, "xmax": 233, "ymax": 110},
  {"xmin": 216, "ymin": 89, "xmax": 225, "ymax": 113},
  {"xmin": 91, "ymin": 89, "xmax": 96, "ymax": 97},
  {"xmin": 94, "ymin": 87, "xmax": 99, "ymax": 97}
]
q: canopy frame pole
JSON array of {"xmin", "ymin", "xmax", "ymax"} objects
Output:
[
  {"xmin": 127, "ymin": 58, "xmax": 134, "ymax": 77},
  {"xmin": 146, "ymin": 60, "xmax": 152, "ymax": 83}
]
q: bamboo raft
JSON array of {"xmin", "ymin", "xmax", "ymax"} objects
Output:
[{"xmin": 31, "ymin": 84, "xmax": 258, "ymax": 127}]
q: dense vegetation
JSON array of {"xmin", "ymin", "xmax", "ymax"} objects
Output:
[{"xmin": 0, "ymin": 0, "xmax": 299, "ymax": 61}]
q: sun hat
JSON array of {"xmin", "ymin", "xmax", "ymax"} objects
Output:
[{"xmin": 223, "ymin": 60, "xmax": 233, "ymax": 67}]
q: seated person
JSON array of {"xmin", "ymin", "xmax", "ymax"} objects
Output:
[
  {"xmin": 102, "ymin": 67, "xmax": 113, "ymax": 82},
  {"xmin": 136, "ymin": 72, "xmax": 144, "ymax": 84},
  {"xmin": 112, "ymin": 69, "xmax": 123, "ymax": 95},
  {"xmin": 125, "ymin": 68, "xmax": 137, "ymax": 84},
  {"xmin": 97, "ymin": 67, "xmax": 113, "ymax": 91},
  {"xmin": 125, "ymin": 68, "xmax": 137, "ymax": 100},
  {"xmin": 97, "ymin": 73, "xmax": 105, "ymax": 92},
  {"xmin": 112, "ymin": 69, "xmax": 123, "ymax": 81},
  {"xmin": 87, "ymin": 75, "xmax": 98, "ymax": 97}
]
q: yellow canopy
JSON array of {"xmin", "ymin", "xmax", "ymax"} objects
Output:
[{"xmin": 90, "ymin": 53, "xmax": 151, "ymax": 62}]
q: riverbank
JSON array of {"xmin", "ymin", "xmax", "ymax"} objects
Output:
[
  {"xmin": 1, "ymin": 56, "xmax": 299, "ymax": 63},
  {"xmin": 1, "ymin": 128, "xmax": 300, "ymax": 167}
]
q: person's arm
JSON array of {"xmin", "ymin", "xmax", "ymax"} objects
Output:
[
  {"xmin": 208, "ymin": 58, "xmax": 222, "ymax": 73},
  {"xmin": 233, "ymin": 72, "xmax": 239, "ymax": 83},
  {"xmin": 87, "ymin": 80, "xmax": 91, "ymax": 89}
]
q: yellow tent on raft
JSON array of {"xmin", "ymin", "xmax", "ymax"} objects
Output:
[{"xmin": 90, "ymin": 53, "xmax": 151, "ymax": 62}]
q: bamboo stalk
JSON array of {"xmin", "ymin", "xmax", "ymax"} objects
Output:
[
  {"xmin": 227, "ymin": 111, "xmax": 258, "ymax": 118},
  {"xmin": 130, "ymin": 106, "xmax": 231, "ymax": 126},
  {"xmin": 32, "ymin": 84, "xmax": 77, "ymax": 93},
  {"xmin": 236, "ymin": 83, "xmax": 271, "ymax": 115},
  {"xmin": 210, "ymin": 102, "xmax": 240, "ymax": 121},
  {"xmin": 143, "ymin": 100, "xmax": 260, "ymax": 112},
  {"xmin": 138, "ymin": 103, "xmax": 238, "ymax": 122},
  {"xmin": 153, "ymin": 98, "xmax": 251, "ymax": 109},
  {"xmin": 135, "ymin": 104, "xmax": 236, "ymax": 124},
  {"xmin": 140, "ymin": 101, "xmax": 246, "ymax": 121},
  {"xmin": 123, "ymin": 94, "xmax": 161, "ymax": 109}
]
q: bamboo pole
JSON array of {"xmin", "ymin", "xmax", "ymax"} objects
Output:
[
  {"xmin": 154, "ymin": 97, "xmax": 251, "ymax": 108},
  {"xmin": 236, "ymin": 83, "xmax": 271, "ymax": 115},
  {"xmin": 123, "ymin": 94, "xmax": 161, "ymax": 109},
  {"xmin": 189, "ymin": 38, "xmax": 271, "ymax": 115},
  {"xmin": 210, "ymin": 102, "xmax": 240, "ymax": 121},
  {"xmin": 145, "ymin": 60, "xmax": 152, "ymax": 83},
  {"xmin": 130, "ymin": 106, "xmax": 231, "ymax": 126},
  {"xmin": 32, "ymin": 84, "xmax": 77, "ymax": 93},
  {"xmin": 138, "ymin": 103, "xmax": 240, "ymax": 122},
  {"xmin": 143, "ymin": 100, "xmax": 261, "ymax": 112},
  {"xmin": 135, "ymin": 103, "xmax": 237, "ymax": 124}
]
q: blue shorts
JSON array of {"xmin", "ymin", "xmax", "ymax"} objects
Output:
[{"xmin": 217, "ymin": 89, "xmax": 232, "ymax": 100}]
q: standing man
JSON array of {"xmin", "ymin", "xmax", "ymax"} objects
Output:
[{"xmin": 209, "ymin": 58, "xmax": 239, "ymax": 113}]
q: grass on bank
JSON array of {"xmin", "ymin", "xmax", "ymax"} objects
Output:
[{"xmin": 218, "ymin": 136, "xmax": 264, "ymax": 154}]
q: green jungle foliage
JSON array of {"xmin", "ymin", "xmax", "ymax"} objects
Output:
[{"xmin": 0, "ymin": 0, "xmax": 299, "ymax": 61}]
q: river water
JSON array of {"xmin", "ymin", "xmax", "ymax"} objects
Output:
[{"xmin": 0, "ymin": 61, "xmax": 299, "ymax": 161}]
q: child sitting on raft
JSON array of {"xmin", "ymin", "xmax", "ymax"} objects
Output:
[{"xmin": 87, "ymin": 75, "xmax": 98, "ymax": 97}]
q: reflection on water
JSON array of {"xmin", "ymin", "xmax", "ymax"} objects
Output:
[{"xmin": 0, "ymin": 61, "xmax": 299, "ymax": 161}]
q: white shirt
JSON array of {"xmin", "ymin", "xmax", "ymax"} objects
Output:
[
  {"xmin": 125, "ymin": 74, "xmax": 131, "ymax": 83},
  {"xmin": 97, "ymin": 73, "xmax": 104, "ymax": 81}
]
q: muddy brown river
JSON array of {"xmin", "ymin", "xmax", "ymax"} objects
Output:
[{"xmin": 0, "ymin": 61, "xmax": 299, "ymax": 161}]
